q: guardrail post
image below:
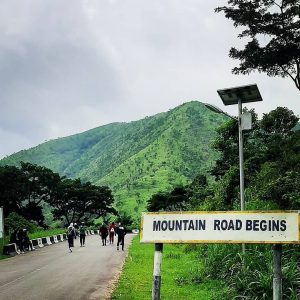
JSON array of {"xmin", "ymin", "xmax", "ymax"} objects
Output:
[
  {"xmin": 273, "ymin": 244, "xmax": 282, "ymax": 300},
  {"xmin": 152, "ymin": 243, "xmax": 163, "ymax": 300}
]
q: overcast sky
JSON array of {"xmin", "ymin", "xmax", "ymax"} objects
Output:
[{"xmin": 0, "ymin": 0, "xmax": 299, "ymax": 159}]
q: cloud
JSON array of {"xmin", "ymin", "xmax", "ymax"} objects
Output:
[{"xmin": 0, "ymin": 0, "xmax": 299, "ymax": 158}]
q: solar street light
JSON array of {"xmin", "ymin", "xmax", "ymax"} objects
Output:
[{"xmin": 216, "ymin": 84, "xmax": 263, "ymax": 212}]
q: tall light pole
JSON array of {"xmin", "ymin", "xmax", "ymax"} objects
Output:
[
  {"xmin": 216, "ymin": 84, "xmax": 263, "ymax": 213},
  {"xmin": 205, "ymin": 84, "xmax": 263, "ymax": 254}
]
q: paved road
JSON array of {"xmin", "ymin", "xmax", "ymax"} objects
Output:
[{"xmin": 0, "ymin": 234, "xmax": 134, "ymax": 300}]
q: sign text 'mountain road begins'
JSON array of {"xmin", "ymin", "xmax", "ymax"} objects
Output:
[{"xmin": 140, "ymin": 211, "xmax": 300, "ymax": 244}]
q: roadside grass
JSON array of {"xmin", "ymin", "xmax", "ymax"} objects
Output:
[
  {"xmin": 28, "ymin": 228, "xmax": 66, "ymax": 240},
  {"xmin": 112, "ymin": 236, "xmax": 224, "ymax": 300}
]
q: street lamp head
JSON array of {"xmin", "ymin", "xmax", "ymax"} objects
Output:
[{"xmin": 217, "ymin": 84, "xmax": 263, "ymax": 106}]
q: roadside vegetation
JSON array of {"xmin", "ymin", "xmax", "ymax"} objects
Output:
[
  {"xmin": 113, "ymin": 237, "xmax": 300, "ymax": 299},
  {"xmin": 0, "ymin": 161, "xmax": 116, "ymax": 230},
  {"xmin": 113, "ymin": 106, "xmax": 300, "ymax": 299},
  {"xmin": 112, "ymin": 236, "xmax": 224, "ymax": 300},
  {"xmin": 28, "ymin": 229, "xmax": 66, "ymax": 240}
]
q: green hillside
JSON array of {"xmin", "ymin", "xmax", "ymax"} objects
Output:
[{"xmin": 0, "ymin": 101, "xmax": 227, "ymax": 217}]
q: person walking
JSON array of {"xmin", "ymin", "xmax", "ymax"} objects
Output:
[
  {"xmin": 67, "ymin": 224, "xmax": 76, "ymax": 252},
  {"xmin": 99, "ymin": 224, "xmax": 108, "ymax": 246},
  {"xmin": 116, "ymin": 222, "xmax": 126, "ymax": 251},
  {"xmin": 79, "ymin": 222, "xmax": 86, "ymax": 247},
  {"xmin": 108, "ymin": 222, "xmax": 116, "ymax": 244}
]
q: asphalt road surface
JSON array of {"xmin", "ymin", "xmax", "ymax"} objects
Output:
[{"xmin": 0, "ymin": 234, "xmax": 135, "ymax": 300}]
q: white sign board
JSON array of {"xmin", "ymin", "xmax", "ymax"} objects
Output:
[
  {"xmin": 140, "ymin": 211, "xmax": 300, "ymax": 244},
  {"xmin": 0, "ymin": 207, "xmax": 3, "ymax": 239}
]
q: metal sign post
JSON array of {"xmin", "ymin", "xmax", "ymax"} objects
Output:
[
  {"xmin": 238, "ymin": 99, "xmax": 245, "ymax": 254},
  {"xmin": 152, "ymin": 243, "xmax": 163, "ymax": 300},
  {"xmin": 273, "ymin": 244, "xmax": 282, "ymax": 300}
]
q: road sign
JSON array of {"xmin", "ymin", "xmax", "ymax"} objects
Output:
[
  {"xmin": 140, "ymin": 211, "xmax": 300, "ymax": 244},
  {"xmin": 0, "ymin": 207, "xmax": 3, "ymax": 239}
]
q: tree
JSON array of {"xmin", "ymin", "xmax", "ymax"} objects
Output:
[
  {"xmin": 147, "ymin": 186, "xmax": 189, "ymax": 212},
  {"xmin": 116, "ymin": 212, "xmax": 135, "ymax": 230},
  {"xmin": 187, "ymin": 175, "xmax": 214, "ymax": 208},
  {"xmin": 0, "ymin": 165, "xmax": 28, "ymax": 217},
  {"xmin": 211, "ymin": 108, "xmax": 260, "ymax": 180},
  {"xmin": 19, "ymin": 162, "xmax": 61, "ymax": 226},
  {"xmin": 211, "ymin": 106, "xmax": 299, "ymax": 209},
  {"xmin": 216, "ymin": 0, "xmax": 300, "ymax": 91},
  {"xmin": 49, "ymin": 178, "xmax": 116, "ymax": 224},
  {"xmin": 20, "ymin": 162, "xmax": 61, "ymax": 205},
  {"xmin": 147, "ymin": 192, "xmax": 169, "ymax": 212}
]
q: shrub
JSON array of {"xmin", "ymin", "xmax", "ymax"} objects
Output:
[{"xmin": 4, "ymin": 212, "xmax": 40, "ymax": 234}]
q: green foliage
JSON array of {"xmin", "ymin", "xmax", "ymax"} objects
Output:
[
  {"xmin": 4, "ymin": 212, "xmax": 40, "ymax": 234},
  {"xmin": 216, "ymin": 0, "xmax": 300, "ymax": 91},
  {"xmin": 49, "ymin": 178, "xmax": 116, "ymax": 225},
  {"xmin": 0, "ymin": 162, "xmax": 116, "ymax": 226},
  {"xmin": 0, "ymin": 162, "xmax": 63, "ymax": 226},
  {"xmin": 0, "ymin": 165, "xmax": 28, "ymax": 217},
  {"xmin": 147, "ymin": 186, "xmax": 189, "ymax": 212},
  {"xmin": 115, "ymin": 212, "xmax": 136, "ymax": 231},
  {"xmin": 28, "ymin": 228, "xmax": 66, "ymax": 239},
  {"xmin": 211, "ymin": 107, "xmax": 300, "ymax": 210}
]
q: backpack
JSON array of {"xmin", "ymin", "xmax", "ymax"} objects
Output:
[{"xmin": 67, "ymin": 228, "xmax": 74, "ymax": 237}]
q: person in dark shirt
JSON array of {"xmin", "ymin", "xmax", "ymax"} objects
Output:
[
  {"xmin": 22, "ymin": 229, "xmax": 33, "ymax": 251},
  {"xmin": 67, "ymin": 224, "xmax": 76, "ymax": 252},
  {"xmin": 10, "ymin": 228, "xmax": 21, "ymax": 254},
  {"xmin": 116, "ymin": 222, "xmax": 126, "ymax": 251},
  {"xmin": 99, "ymin": 224, "xmax": 108, "ymax": 246},
  {"xmin": 79, "ymin": 223, "xmax": 87, "ymax": 247},
  {"xmin": 10, "ymin": 228, "xmax": 18, "ymax": 244},
  {"xmin": 17, "ymin": 229, "xmax": 25, "ymax": 254}
]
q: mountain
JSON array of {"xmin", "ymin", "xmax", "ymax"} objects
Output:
[{"xmin": 0, "ymin": 101, "xmax": 227, "ymax": 217}]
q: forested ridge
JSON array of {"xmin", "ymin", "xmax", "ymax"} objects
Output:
[{"xmin": 0, "ymin": 101, "xmax": 227, "ymax": 216}]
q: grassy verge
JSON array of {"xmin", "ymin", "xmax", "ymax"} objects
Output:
[
  {"xmin": 112, "ymin": 236, "xmax": 224, "ymax": 300},
  {"xmin": 28, "ymin": 228, "xmax": 66, "ymax": 239}
]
